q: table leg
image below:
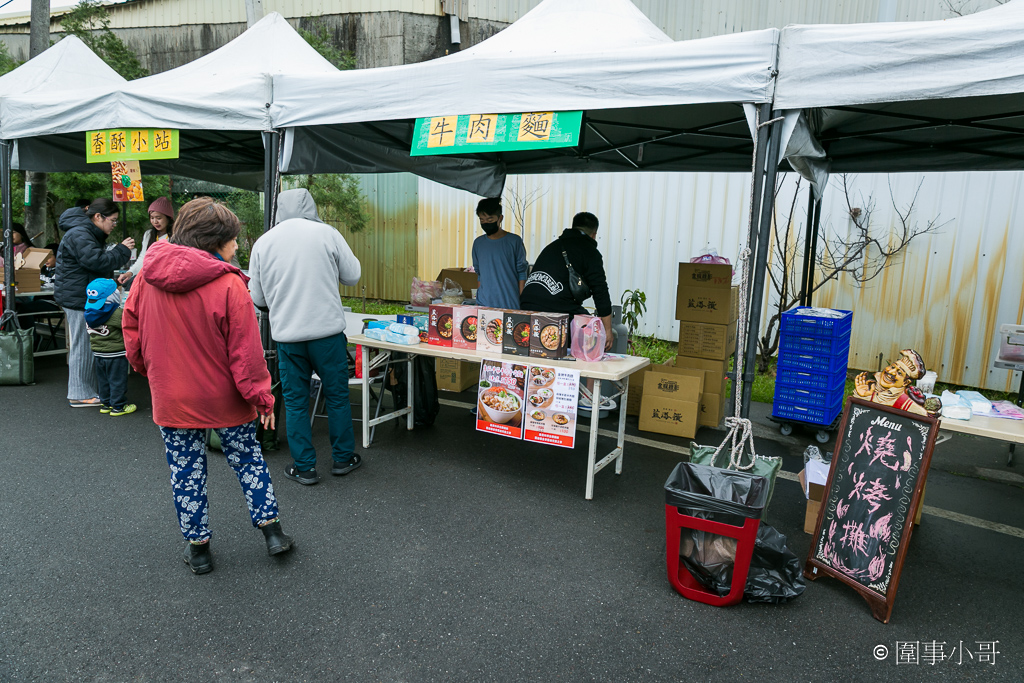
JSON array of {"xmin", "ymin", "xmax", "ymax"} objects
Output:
[
  {"xmin": 615, "ymin": 375, "xmax": 628, "ymax": 475},
  {"xmin": 362, "ymin": 344, "xmax": 370, "ymax": 449},
  {"xmin": 407, "ymin": 355, "xmax": 415, "ymax": 431},
  {"xmin": 585, "ymin": 378, "xmax": 602, "ymax": 500}
]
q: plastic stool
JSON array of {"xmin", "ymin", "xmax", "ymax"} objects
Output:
[{"xmin": 664, "ymin": 504, "xmax": 762, "ymax": 607}]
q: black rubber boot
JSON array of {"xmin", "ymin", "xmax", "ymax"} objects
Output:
[
  {"xmin": 260, "ymin": 521, "xmax": 294, "ymax": 556},
  {"xmin": 183, "ymin": 541, "xmax": 213, "ymax": 574}
]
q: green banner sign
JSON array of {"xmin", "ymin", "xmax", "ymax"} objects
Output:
[
  {"xmin": 410, "ymin": 111, "xmax": 582, "ymax": 156},
  {"xmin": 86, "ymin": 128, "xmax": 180, "ymax": 162}
]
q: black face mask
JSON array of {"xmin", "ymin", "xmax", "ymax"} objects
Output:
[{"xmin": 481, "ymin": 221, "xmax": 500, "ymax": 235}]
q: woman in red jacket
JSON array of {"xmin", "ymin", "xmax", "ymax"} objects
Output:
[{"xmin": 123, "ymin": 197, "xmax": 293, "ymax": 575}]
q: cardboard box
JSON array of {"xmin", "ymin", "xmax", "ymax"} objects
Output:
[
  {"xmin": 12, "ymin": 247, "xmax": 53, "ymax": 293},
  {"xmin": 643, "ymin": 368, "xmax": 703, "ymax": 402},
  {"xmin": 436, "ymin": 358, "xmax": 480, "ymax": 393},
  {"xmin": 625, "ymin": 366, "xmax": 648, "ymax": 416},
  {"xmin": 477, "ymin": 308, "xmax": 505, "ymax": 354},
  {"xmin": 428, "ymin": 305, "xmax": 454, "ymax": 346},
  {"xmin": 799, "ymin": 463, "xmax": 830, "ymax": 534},
  {"xmin": 676, "ymin": 285, "xmax": 738, "ymax": 325},
  {"xmin": 436, "ymin": 268, "xmax": 479, "ymax": 298},
  {"xmin": 451, "ymin": 305, "xmax": 479, "ymax": 350},
  {"xmin": 675, "ymin": 355, "xmax": 729, "ymax": 392},
  {"xmin": 529, "ymin": 312, "xmax": 571, "ymax": 360},
  {"xmin": 678, "ymin": 262, "xmax": 732, "ymax": 289},
  {"xmin": 502, "ymin": 310, "xmax": 532, "ymax": 357},
  {"xmin": 638, "ymin": 396, "xmax": 699, "ymax": 439},
  {"xmin": 699, "ymin": 381, "xmax": 729, "ymax": 428},
  {"xmin": 678, "ymin": 320, "xmax": 736, "ymax": 361}
]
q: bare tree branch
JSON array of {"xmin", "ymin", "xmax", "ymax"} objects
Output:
[{"xmin": 502, "ymin": 182, "xmax": 547, "ymax": 236}]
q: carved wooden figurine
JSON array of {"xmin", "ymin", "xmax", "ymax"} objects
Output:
[{"xmin": 853, "ymin": 349, "xmax": 940, "ymax": 418}]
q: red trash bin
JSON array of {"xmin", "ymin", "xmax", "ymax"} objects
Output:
[{"xmin": 664, "ymin": 462, "xmax": 768, "ymax": 606}]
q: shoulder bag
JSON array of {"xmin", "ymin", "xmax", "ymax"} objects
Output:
[{"xmin": 561, "ymin": 251, "xmax": 591, "ymax": 304}]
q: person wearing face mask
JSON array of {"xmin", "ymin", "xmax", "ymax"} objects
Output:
[
  {"xmin": 471, "ymin": 197, "xmax": 528, "ymax": 310},
  {"xmin": 519, "ymin": 211, "xmax": 613, "ymax": 351},
  {"xmin": 54, "ymin": 197, "xmax": 135, "ymax": 407},
  {"xmin": 119, "ymin": 196, "xmax": 174, "ymax": 286}
]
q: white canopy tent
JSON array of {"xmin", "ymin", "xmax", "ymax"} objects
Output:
[{"xmin": 0, "ymin": 12, "xmax": 502, "ymax": 194}]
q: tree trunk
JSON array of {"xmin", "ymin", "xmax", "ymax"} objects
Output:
[{"xmin": 25, "ymin": 0, "xmax": 49, "ymax": 244}]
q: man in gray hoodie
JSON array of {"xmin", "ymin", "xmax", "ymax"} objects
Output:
[{"xmin": 249, "ymin": 189, "xmax": 362, "ymax": 485}]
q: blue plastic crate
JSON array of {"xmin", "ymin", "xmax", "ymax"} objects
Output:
[
  {"xmin": 780, "ymin": 307, "xmax": 853, "ymax": 340},
  {"xmin": 779, "ymin": 330, "xmax": 851, "ymax": 357},
  {"xmin": 777, "ymin": 347, "xmax": 849, "ymax": 375},
  {"xmin": 772, "ymin": 393, "xmax": 844, "ymax": 426},
  {"xmin": 775, "ymin": 366, "xmax": 847, "ymax": 392},
  {"xmin": 773, "ymin": 381, "xmax": 846, "ymax": 409}
]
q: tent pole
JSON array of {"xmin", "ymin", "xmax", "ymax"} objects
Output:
[
  {"xmin": 805, "ymin": 197, "xmax": 822, "ymax": 307},
  {"xmin": 2, "ymin": 140, "xmax": 13, "ymax": 318},
  {"xmin": 729, "ymin": 103, "xmax": 772, "ymax": 418},
  {"xmin": 740, "ymin": 113, "xmax": 783, "ymax": 419},
  {"xmin": 260, "ymin": 130, "xmax": 282, "ymax": 409},
  {"xmin": 799, "ymin": 186, "xmax": 815, "ymax": 307}
]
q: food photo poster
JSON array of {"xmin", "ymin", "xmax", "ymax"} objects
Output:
[
  {"xmin": 523, "ymin": 366, "xmax": 580, "ymax": 448},
  {"xmin": 477, "ymin": 359, "xmax": 528, "ymax": 439}
]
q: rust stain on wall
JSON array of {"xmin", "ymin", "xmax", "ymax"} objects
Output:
[{"xmin": 947, "ymin": 239, "xmax": 982, "ymax": 386}]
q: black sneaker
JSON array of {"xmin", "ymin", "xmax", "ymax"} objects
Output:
[
  {"xmin": 283, "ymin": 464, "xmax": 319, "ymax": 485},
  {"xmin": 331, "ymin": 454, "xmax": 362, "ymax": 476}
]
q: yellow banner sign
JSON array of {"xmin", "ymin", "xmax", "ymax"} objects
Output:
[{"xmin": 87, "ymin": 129, "xmax": 179, "ymax": 162}]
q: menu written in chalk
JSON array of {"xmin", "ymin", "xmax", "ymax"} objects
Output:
[{"xmin": 805, "ymin": 397, "xmax": 939, "ymax": 624}]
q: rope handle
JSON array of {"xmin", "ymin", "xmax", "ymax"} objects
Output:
[{"xmin": 711, "ymin": 416, "xmax": 758, "ymax": 471}]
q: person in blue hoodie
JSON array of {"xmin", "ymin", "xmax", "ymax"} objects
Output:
[{"xmin": 84, "ymin": 278, "xmax": 135, "ymax": 416}]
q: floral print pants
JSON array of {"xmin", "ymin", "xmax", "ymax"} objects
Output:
[{"xmin": 159, "ymin": 421, "xmax": 279, "ymax": 543}]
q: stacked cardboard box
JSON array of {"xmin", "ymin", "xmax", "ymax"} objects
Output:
[
  {"xmin": 436, "ymin": 358, "xmax": 480, "ymax": 392},
  {"xmin": 637, "ymin": 361, "xmax": 704, "ymax": 438},
  {"xmin": 675, "ymin": 263, "xmax": 738, "ymax": 428}
]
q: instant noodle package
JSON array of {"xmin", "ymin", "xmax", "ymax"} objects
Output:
[
  {"xmin": 530, "ymin": 313, "xmax": 571, "ymax": 360},
  {"xmin": 502, "ymin": 310, "xmax": 533, "ymax": 357},
  {"xmin": 428, "ymin": 304, "xmax": 454, "ymax": 347},
  {"xmin": 477, "ymin": 309, "xmax": 506, "ymax": 354},
  {"xmin": 452, "ymin": 305, "xmax": 479, "ymax": 350}
]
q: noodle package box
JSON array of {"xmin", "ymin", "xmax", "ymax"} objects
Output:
[
  {"xmin": 451, "ymin": 305, "xmax": 479, "ymax": 350},
  {"xmin": 502, "ymin": 310, "xmax": 533, "ymax": 357},
  {"xmin": 477, "ymin": 308, "xmax": 506, "ymax": 354},
  {"xmin": 530, "ymin": 312, "xmax": 571, "ymax": 359},
  {"xmin": 428, "ymin": 305, "xmax": 454, "ymax": 347}
]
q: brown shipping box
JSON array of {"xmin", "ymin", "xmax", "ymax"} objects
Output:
[
  {"xmin": 678, "ymin": 320, "xmax": 736, "ymax": 361},
  {"xmin": 678, "ymin": 262, "xmax": 732, "ymax": 289},
  {"xmin": 628, "ymin": 360, "xmax": 705, "ymax": 416},
  {"xmin": 699, "ymin": 379, "xmax": 729, "ymax": 428},
  {"xmin": 798, "ymin": 469, "xmax": 827, "ymax": 534},
  {"xmin": 436, "ymin": 268, "xmax": 479, "ymax": 298},
  {"xmin": 675, "ymin": 285, "xmax": 738, "ymax": 326},
  {"xmin": 13, "ymin": 247, "xmax": 52, "ymax": 293},
  {"xmin": 638, "ymin": 368, "xmax": 701, "ymax": 439},
  {"xmin": 675, "ymin": 355, "xmax": 728, "ymax": 391},
  {"xmin": 436, "ymin": 358, "xmax": 480, "ymax": 393}
]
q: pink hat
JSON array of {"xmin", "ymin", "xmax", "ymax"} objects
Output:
[{"xmin": 148, "ymin": 196, "xmax": 174, "ymax": 219}]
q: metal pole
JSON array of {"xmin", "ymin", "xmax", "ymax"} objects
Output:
[
  {"xmin": 740, "ymin": 114, "xmax": 784, "ymax": 419},
  {"xmin": 2, "ymin": 141, "xmax": 13, "ymax": 318},
  {"xmin": 805, "ymin": 197, "xmax": 822, "ymax": 307},
  {"xmin": 799, "ymin": 186, "xmax": 815, "ymax": 307},
  {"xmin": 25, "ymin": 0, "xmax": 50, "ymax": 244},
  {"xmin": 728, "ymin": 102, "xmax": 772, "ymax": 417},
  {"xmin": 260, "ymin": 130, "xmax": 281, "ymax": 380}
]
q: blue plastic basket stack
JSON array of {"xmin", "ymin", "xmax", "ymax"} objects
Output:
[{"xmin": 772, "ymin": 307, "xmax": 853, "ymax": 425}]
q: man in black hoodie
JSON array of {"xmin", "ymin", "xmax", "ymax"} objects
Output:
[{"xmin": 520, "ymin": 211, "xmax": 613, "ymax": 351}]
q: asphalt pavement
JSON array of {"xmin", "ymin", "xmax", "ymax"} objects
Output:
[{"xmin": 1, "ymin": 356, "xmax": 1022, "ymax": 682}]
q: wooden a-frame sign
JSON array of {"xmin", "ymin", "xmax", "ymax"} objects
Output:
[{"xmin": 804, "ymin": 397, "xmax": 940, "ymax": 624}]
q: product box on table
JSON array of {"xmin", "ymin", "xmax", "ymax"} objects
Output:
[
  {"xmin": 675, "ymin": 285, "xmax": 738, "ymax": 326},
  {"xmin": 436, "ymin": 357, "xmax": 480, "ymax": 393},
  {"xmin": 477, "ymin": 308, "xmax": 505, "ymax": 354},
  {"xmin": 13, "ymin": 247, "xmax": 53, "ymax": 293},
  {"xmin": 678, "ymin": 320, "xmax": 736, "ymax": 361},
  {"xmin": 451, "ymin": 305, "xmax": 479, "ymax": 350},
  {"xmin": 638, "ymin": 365, "xmax": 702, "ymax": 439},
  {"xmin": 529, "ymin": 312, "xmax": 571, "ymax": 360},
  {"xmin": 428, "ymin": 305, "xmax": 454, "ymax": 346},
  {"xmin": 436, "ymin": 268, "xmax": 478, "ymax": 299},
  {"xmin": 502, "ymin": 310, "xmax": 533, "ymax": 357},
  {"xmin": 677, "ymin": 262, "xmax": 732, "ymax": 289}
]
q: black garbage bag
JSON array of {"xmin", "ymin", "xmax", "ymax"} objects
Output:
[
  {"xmin": 389, "ymin": 355, "xmax": 440, "ymax": 427},
  {"xmin": 744, "ymin": 523, "xmax": 806, "ymax": 604},
  {"xmin": 666, "ymin": 463, "xmax": 769, "ymax": 597}
]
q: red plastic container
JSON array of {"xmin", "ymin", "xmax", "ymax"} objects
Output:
[{"xmin": 664, "ymin": 504, "xmax": 761, "ymax": 606}]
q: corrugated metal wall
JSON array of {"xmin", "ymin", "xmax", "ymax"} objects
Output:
[{"xmin": 419, "ymin": 170, "xmax": 1024, "ymax": 392}]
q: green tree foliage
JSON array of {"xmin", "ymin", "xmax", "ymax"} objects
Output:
[
  {"xmin": 62, "ymin": 0, "xmax": 148, "ymax": 80},
  {"xmin": 297, "ymin": 174, "xmax": 372, "ymax": 234},
  {"xmin": 297, "ymin": 21, "xmax": 356, "ymax": 70},
  {"xmin": 0, "ymin": 41, "xmax": 21, "ymax": 75}
]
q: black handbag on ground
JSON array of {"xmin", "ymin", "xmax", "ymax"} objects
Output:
[
  {"xmin": 561, "ymin": 250, "xmax": 591, "ymax": 304},
  {"xmin": 0, "ymin": 309, "xmax": 34, "ymax": 385}
]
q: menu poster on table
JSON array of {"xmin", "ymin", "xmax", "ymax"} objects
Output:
[
  {"xmin": 476, "ymin": 359, "xmax": 528, "ymax": 439},
  {"xmin": 523, "ymin": 366, "xmax": 580, "ymax": 449}
]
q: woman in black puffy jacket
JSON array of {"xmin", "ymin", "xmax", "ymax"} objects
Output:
[{"xmin": 55, "ymin": 198, "xmax": 135, "ymax": 407}]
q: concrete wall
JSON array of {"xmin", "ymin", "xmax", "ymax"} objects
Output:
[{"xmin": 0, "ymin": 13, "xmax": 508, "ymax": 73}]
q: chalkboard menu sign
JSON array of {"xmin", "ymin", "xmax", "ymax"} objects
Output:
[{"xmin": 804, "ymin": 397, "xmax": 939, "ymax": 624}]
